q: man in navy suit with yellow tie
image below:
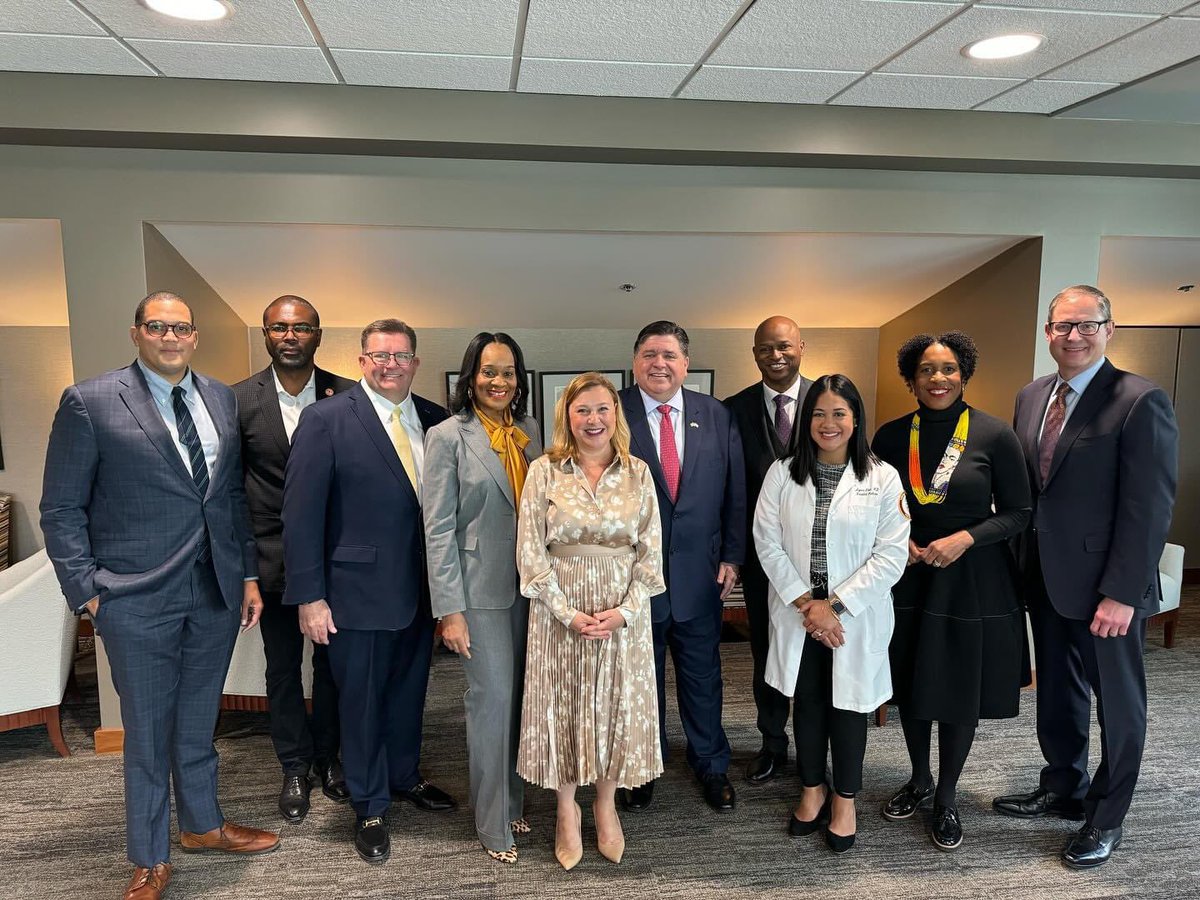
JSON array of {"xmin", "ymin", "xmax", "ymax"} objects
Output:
[
  {"xmin": 41, "ymin": 291, "xmax": 279, "ymax": 900},
  {"xmin": 283, "ymin": 318, "xmax": 455, "ymax": 865},
  {"xmin": 618, "ymin": 320, "xmax": 746, "ymax": 813}
]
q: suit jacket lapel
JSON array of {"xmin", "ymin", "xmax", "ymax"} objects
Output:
[
  {"xmin": 1045, "ymin": 361, "xmax": 1116, "ymax": 487},
  {"xmin": 625, "ymin": 391, "xmax": 672, "ymax": 502},
  {"xmin": 679, "ymin": 391, "xmax": 702, "ymax": 497},
  {"xmin": 462, "ymin": 414, "xmax": 517, "ymax": 508},
  {"xmin": 350, "ymin": 385, "xmax": 419, "ymax": 503},
  {"xmin": 255, "ymin": 367, "xmax": 292, "ymax": 458},
  {"xmin": 191, "ymin": 374, "xmax": 231, "ymax": 501},
  {"xmin": 758, "ymin": 392, "xmax": 784, "ymax": 458},
  {"xmin": 120, "ymin": 363, "xmax": 197, "ymax": 491},
  {"xmin": 1024, "ymin": 377, "xmax": 1055, "ymax": 490}
]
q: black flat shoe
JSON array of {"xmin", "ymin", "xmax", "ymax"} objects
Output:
[
  {"xmin": 993, "ymin": 786, "xmax": 1085, "ymax": 821},
  {"xmin": 392, "ymin": 779, "xmax": 456, "ymax": 811},
  {"xmin": 278, "ymin": 773, "xmax": 311, "ymax": 823},
  {"xmin": 788, "ymin": 787, "xmax": 831, "ymax": 837},
  {"xmin": 882, "ymin": 781, "xmax": 935, "ymax": 821},
  {"xmin": 746, "ymin": 749, "xmax": 788, "ymax": 784},
  {"xmin": 931, "ymin": 804, "xmax": 963, "ymax": 851},
  {"xmin": 701, "ymin": 773, "xmax": 736, "ymax": 812},
  {"xmin": 825, "ymin": 827, "xmax": 856, "ymax": 854},
  {"xmin": 1061, "ymin": 825, "xmax": 1122, "ymax": 869},
  {"xmin": 619, "ymin": 780, "xmax": 655, "ymax": 812},
  {"xmin": 354, "ymin": 816, "xmax": 390, "ymax": 865},
  {"xmin": 314, "ymin": 758, "xmax": 350, "ymax": 803}
]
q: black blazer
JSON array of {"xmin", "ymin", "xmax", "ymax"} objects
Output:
[
  {"xmin": 233, "ymin": 365, "xmax": 356, "ymax": 593},
  {"xmin": 723, "ymin": 377, "xmax": 812, "ymax": 584},
  {"xmin": 1014, "ymin": 359, "xmax": 1178, "ymax": 621}
]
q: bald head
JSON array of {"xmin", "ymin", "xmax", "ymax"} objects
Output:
[{"xmin": 752, "ymin": 316, "xmax": 805, "ymax": 391}]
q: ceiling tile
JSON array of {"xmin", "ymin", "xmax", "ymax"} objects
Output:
[
  {"xmin": 77, "ymin": 0, "xmax": 314, "ymax": 45},
  {"xmin": 832, "ymin": 72, "xmax": 1020, "ymax": 108},
  {"xmin": 975, "ymin": 78, "xmax": 1117, "ymax": 112},
  {"xmin": 0, "ymin": 33, "xmax": 152, "ymax": 75},
  {"xmin": 333, "ymin": 49, "xmax": 510, "ymax": 90},
  {"xmin": 709, "ymin": 0, "xmax": 962, "ymax": 71},
  {"xmin": 1046, "ymin": 17, "xmax": 1200, "ymax": 82},
  {"xmin": 993, "ymin": 0, "xmax": 1188, "ymax": 11},
  {"xmin": 522, "ymin": 0, "xmax": 743, "ymax": 64},
  {"xmin": 127, "ymin": 40, "xmax": 336, "ymax": 83},
  {"xmin": 884, "ymin": 6, "xmax": 1155, "ymax": 78},
  {"xmin": 1, "ymin": 0, "xmax": 105, "ymax": 35},
  {"xmin": 681, "ymin": 65, "xmax": 863, "ymax": 103},
  {"xmin": 306, "ymin": 0, "xmax": 520, "ymax": 54},
  {"xmin": 517, "ymin": 58, "xmax": 691, "ymax": 98}
]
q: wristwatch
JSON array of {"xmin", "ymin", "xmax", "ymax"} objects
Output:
[{"xmin": 829, "ymin": 598, "xmax": 847, "ymax": 617}]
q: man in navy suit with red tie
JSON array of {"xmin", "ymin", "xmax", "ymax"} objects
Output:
[{"xmin": 618, "ymin": 320, "xmax": 746, "ymax": 813}]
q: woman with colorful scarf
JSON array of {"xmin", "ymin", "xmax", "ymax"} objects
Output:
[
  {"xmin": 423, "ymin": 332, "xmax": 541, "ymax": 863},
  {"xmin": 871, "ymin": 331, "xmax": 1031, "ymax": 853}
]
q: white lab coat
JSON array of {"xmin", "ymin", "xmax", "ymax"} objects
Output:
[{"xmin": 752, "ymin": 458, "xmax": 910, "ymax": 713}]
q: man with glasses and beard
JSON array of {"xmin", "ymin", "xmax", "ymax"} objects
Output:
[
  {"xmin": 283, "ymin": 318, "xmax": 455, "ymax": 866},
  {"xmin": 233, "ymin": 295, "xmax": 356, "ymax": 824}
]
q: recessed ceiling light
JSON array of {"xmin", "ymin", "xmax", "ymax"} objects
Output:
[
  {"xmin": 963, "ymin": 34, "xmax": 1044, "ymax": 60},
  {"xmin": 142, "ymin": 0, "xmax": 229, "ymax": 21}
]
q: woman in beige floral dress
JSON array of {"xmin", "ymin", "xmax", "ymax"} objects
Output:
[{"xmin": 516, "ymin": 372, "xmax": 665, "ymax": 870}]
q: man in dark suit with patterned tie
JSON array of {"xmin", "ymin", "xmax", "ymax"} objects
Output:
[
  {"xmin": 233, "ymin": 295, "xmax": 356, "ymax": 824},
  {"xmin": 283, "ymin": 318, "xmax": 455, "ymax": 865},
  {"xmin": 724, "ymin": 316, "xmax": 812, "ymax": 783},
  {"xmin": 994, "ymin": 285, "xmax": 1178, "ymax": 869},
  {"xmin": 618, "ymin": 320, "xmax": 746, "ymax": 813},
  {"xmin": 41, "ymin": 292, "xmax": 279, "ymax": 900}
]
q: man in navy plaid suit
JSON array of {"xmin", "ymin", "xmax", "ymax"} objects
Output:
[{"xmin": 41, "ymin": 292, "xmax": 280, "ymax": 900}]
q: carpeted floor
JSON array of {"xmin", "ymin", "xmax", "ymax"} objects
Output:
[{"xmin": 3, "ymin": 593, "xmax": 1198, "ymax": 899}]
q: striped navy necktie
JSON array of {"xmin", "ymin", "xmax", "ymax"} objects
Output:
[{"xmin": 171, "ymin": 384, "xmax": 210, "ymax": 497}]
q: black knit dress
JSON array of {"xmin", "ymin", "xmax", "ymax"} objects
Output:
[{"xmin": 871, "ymin": 399, "xmax": 1031, "ymax": 724}]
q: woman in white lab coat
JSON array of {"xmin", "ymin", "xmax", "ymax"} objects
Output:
[{"xmin": 753, "ymin": 374, "xmax": 910, "ymax": 854}]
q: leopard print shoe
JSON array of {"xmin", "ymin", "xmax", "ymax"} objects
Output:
[
  {"xmin": 486, "ymin": 844, "xmax": 518, "ymax": 864},
  {"xmin": 509, "ymin": 818, "xmax": 531, "ymax": 835}
]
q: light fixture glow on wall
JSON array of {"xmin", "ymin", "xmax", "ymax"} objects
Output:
[
  {"xmin": 142, "ymin": 0, "xmax": 230, "ymax": 21},
  {"xmin": 962, "ymin": 34, "xmax": 1044, "ymax": 60}
]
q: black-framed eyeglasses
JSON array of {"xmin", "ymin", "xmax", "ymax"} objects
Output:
[
  {"xmin": 364, "ymin": 351, "xmax": 416, "ymax": 367},
  {"xmin": 1048, "ymin": 320, "xmax": 1109, "ymax": 336},
  {"xmin": 265, "ymin": 323, "xmax": 318, "ymax": 337},
  {"xmin": 141, "ymin": 320, "xmax": 195, "ymax": 338}
]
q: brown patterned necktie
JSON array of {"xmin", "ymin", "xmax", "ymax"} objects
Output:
[
  {"xmin": 1038, "ymin": 382, "xmax": 1071, "ymax": 483},
  {"xmin": 774, "ymin": 394, "xmax": 793, "ymax": 448}
]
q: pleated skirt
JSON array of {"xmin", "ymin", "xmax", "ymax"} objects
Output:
[{"xmin": 517, "ymin": 546, "xmax": 663, "ymax": 790}]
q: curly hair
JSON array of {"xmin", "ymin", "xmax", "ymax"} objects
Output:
[{"xmin": 896, "ymin": 330, "xmax": 978, "ymax": 384}]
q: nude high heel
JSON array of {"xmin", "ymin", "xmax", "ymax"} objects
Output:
[
  {"xmin": 555, "ymin": 802, "xmax": 583, "ymax": 871},
  {"xmin": 595, "ymin": 802, "xmax": 625, "ymax": 864}
]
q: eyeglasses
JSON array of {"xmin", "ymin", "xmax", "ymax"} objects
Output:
[
  {"xmin": 364, "ymin": 351, "xmax": 416, "ymax": 367},
  {"xmin": 1048, "ymin": 320, "xmax": 1109, "ymax": 336},
  {"xmin": 265, "ymin": 323, "xmax": 318, "ymax": 337},
  {"xmin": 141, "ymin": 320, "xmax": 195, "ymax": 338}
]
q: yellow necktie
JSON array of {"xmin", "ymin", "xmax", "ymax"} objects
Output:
[{"xmin": 389, "ymin": 406, "xmax": 420, "ymax": 499}]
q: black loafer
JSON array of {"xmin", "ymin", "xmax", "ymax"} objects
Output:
[
  {"xmin": 354, "ymin": 816, "xmax": 390, "ymax": 865},
  {"xmin": 392, "ymin": 779, "xmax": 456, "ymax": 812},
  {"xmin": 931, "ymin": 804, "xmax": 963, "ymax": 851},
  {"xmin": 882, "ymin": 781, "xmax": 935, "ymax": 821},
  {"xmin": 618, "ymin": 780, "xmax": 655, "ymax": 811},
  {"xmin": 1061, "ymin": 825, "xmax": 1122, "ymax": 869},
  {"xmin": 992, "ymin": 787, "xmax": 1085, "ymax": 821},
  {"xmin": 746, "ymin": 749, "xmax": 788, "ymax": 784},
  {"xmin": 278, "ymin": 773, "xmax": 311, "ymax": 823},
  {"xmin": 314, "ymin": 758, "xmax": 350, "ymax": 803},
  {"xmin": 701, "ymin": 773, "xmax": 736, "ymax": 812}
]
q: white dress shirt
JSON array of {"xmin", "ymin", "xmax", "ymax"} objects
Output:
[
  {"xmin": 1038, "ymin": 356, "xmax": 1106, "ymax": 442},
  {"xmin": 273, "ymin": 368, "xmax": 317, "ymax": 443},
  {"xmin": 639, "ymin": 387, "xmax": 685, "ymax": 464},
  {"xmin": 762, "ymin": 377, "xmax": 803, "ymax": 431},
  {"xmin": 360, "ymin": 377, "xmax": 426, "ymax": 485},
  {"xmin": 138, "ymin": 361, "xmax": 219, "ymax": 478}
]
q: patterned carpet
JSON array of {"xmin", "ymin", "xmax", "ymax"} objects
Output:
[{"xmin": 2, "ymin": 592, "xmax": 1198, "ymax": 900}]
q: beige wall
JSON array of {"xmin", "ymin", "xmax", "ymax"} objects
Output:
[
  {"xmin": 876, "ymin": 239, "xmax": 1042, "ymax": 427},
  {"xmin": 0, "ymin": 327, "xmax": 74, "ymax": 561},
  {"xmin": 143, "ymin": 223, "xmax": 251, "ymax": 385}
]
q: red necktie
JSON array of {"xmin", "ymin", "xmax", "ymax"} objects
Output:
[
  {"xmin": 657, "ymin": 403, "xmax": 680, "ymax": 502},
  {"xmin": 1038, "ymin": 382, "xmax": 1071, "ymax": 483}
]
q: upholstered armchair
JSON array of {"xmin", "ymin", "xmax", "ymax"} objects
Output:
[
  {"xmin": 221, "ymin": 623, "xmax": 314, "ymax": 711},
  {"xmin": 1153, "ymin": 543, "xmax": 1184, "ymax": 648},
  {"xmin": 0, "ymin": 549, "xmax": 78, "ymax": 756}
]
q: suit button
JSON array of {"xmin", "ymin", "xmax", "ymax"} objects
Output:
[{"xmin": 672, "ymin": 513, "xmax": 679, "ymax": 520}]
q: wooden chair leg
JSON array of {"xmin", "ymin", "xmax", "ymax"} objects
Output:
[
  {"xmin": 45, "ymin": 705, "xmax": 70, "ymax": 758},
  {"xmin": 1163, "ymin": 608, "xmax": 1180, "ymax": 649},
  {"xmin": 875, "ymin": 704, "xmax": 889, "ymax": 727}
]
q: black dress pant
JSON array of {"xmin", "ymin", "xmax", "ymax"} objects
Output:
[
  {"xmin": 742, "ymin": 567, "xmax": 792, "ymax": 755},
  {"xmin": 259, "ymin": 590, "xmax": 340, "ymax": 775},
  {"xmin": 793, "ymin": 633, "xmax": 868, "ymax": 797}
]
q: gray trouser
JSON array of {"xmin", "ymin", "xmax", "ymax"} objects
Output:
[{"xmin": 461, "ymin": 598, "xmax": 529, "ymax": 851}]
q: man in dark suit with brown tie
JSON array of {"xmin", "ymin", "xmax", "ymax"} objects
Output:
[
  {"xmin": 723, "ymin": 316, "xmax": 812, "ymax": 783},
  {"xmin": 994, "ymin": 285, "xmax": 1178, "ymax": 869},
  {"xmin": 233, "ymin": 295, "xmax": 356, "ymax": 824}
]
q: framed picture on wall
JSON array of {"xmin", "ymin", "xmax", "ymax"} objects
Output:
[
  {"xmin": 625, "ymin": 368, "xmax": 715, "ymax": 396},
  {"xmin": 446, "ymin": 370, "xmax": 537, "ymax": 412},
  {"xmin": 538, "ymin": 370, "xmax": 626, "ymax": 446}
]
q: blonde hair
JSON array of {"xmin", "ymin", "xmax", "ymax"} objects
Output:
[{"xmin": 546, "ymin": 372, "xmax": 631, "ymax": 466}]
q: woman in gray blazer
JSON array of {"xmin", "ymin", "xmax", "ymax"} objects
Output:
[{"xmin": 423, "ymin": 332, "xmax": 542, "ymax": 864}]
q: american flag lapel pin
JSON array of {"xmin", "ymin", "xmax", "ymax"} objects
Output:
[{"xmin": 689, "ymin": 421, "xmax": 700, "ymax": 429}]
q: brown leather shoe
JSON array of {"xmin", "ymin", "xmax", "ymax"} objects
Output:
[
  {"xmin": 123, "ymin": 863, "xmax": 171, "ymax": 900},
  {"xmin": 179, "ymin": 821, "xmax": 280, "ymax": 855}
]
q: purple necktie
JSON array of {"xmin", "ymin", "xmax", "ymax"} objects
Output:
[
  {"xmin": 1038, "ymin": 382, "xmax": 1071, "ymax": 483},
  {"xmin": 774, "ymin": 394, "xmax": 793, "ymax": 448}
]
